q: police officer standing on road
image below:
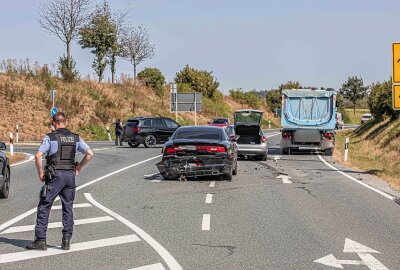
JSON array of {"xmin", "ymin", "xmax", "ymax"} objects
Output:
[
  {"xmin": 26, "ymin": 112, "xmax": 94, "ymax": 250},
  {"xmin": 113, "ymin": 118, "xmax": 123, "ymax": 146}
]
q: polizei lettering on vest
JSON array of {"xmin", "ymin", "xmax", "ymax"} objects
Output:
[{"xmin": 60, "ymin": 136, "xmax": 75, "ymax": 143}]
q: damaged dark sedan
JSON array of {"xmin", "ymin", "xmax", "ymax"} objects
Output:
[{"xmin": 156, "ymin": 126, "xmax": 238, "ymax": 181}]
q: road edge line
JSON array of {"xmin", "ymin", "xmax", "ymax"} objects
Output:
[
  {"xmin": 84, "ymin": 193, "xmax": 182, "ymax": 270},
  {"xmin": 317, "ymin": 155, "xmax": 395, "ymax": 201}
]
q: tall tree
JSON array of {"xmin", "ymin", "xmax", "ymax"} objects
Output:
[
  {"xmin": 339, "ymin": 76, "xmax": 368, "ymax": 115},
  {"xmin": 108, "ymin": 11, "xmax": 128, "ymax": 84},
  {"xmin": 38, "ymin": 0, "xmax": 92, "ymax": 69},
  {"xmin": 79, "ymin": 1, "xmax": 117, "ymax": 82},
  {"xmin": 120, "ymin": 25, "xmax": 155, "ymax": 83}
]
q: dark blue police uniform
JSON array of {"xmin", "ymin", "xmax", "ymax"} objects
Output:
[{"xmin": 35, "ymin": 128, "xmax": 90, "ymax": 241}]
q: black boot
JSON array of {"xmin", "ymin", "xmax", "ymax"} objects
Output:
[
  {"xmin": 61, "ymin": 238, "xmax": 70, "ymax": 250},
  {"xmin": 26, "ymin": 239, "xmax": 47, "ymax": 250}
]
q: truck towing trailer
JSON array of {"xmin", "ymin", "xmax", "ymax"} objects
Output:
[{"xmin": 280, "ymin": 89, "xmax": 336, "ymax": 156}]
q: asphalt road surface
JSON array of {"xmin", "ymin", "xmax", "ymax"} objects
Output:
[{"xmin": 1, "ymin": 133, "xmax": 399, "ymax": 270}]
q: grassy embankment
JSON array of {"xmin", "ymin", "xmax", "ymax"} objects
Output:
[
  {"xmin": 343, "ymin": 108, "xmax": 370, "ymax": 124},
  {"xmin": 0, "ymin": 72, "xmax": 277, "ymax": 141},
  {"xmin": 334, "ymin": 117, "xmax": 400, "ymax": 191}
]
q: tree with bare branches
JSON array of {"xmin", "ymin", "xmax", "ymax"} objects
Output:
[
  {"xmin": 38, "ymin": 0, "xmax": 92, "ymax": 69},
  {"xmin": 120, "ymin": 25, "xmax": 155, "ymax": 83}
]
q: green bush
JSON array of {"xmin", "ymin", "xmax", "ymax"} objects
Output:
[
  {"xmin": 265, "ymin": 89, "xmax": 281, "ymax": 113},
  {"xmin": 80, "ymin": 124, "xmax": 108, "ymax": 140},
  {"xmin": 368, "ymin": 79, "xmax": 400, "ymax": 119},
  {"xmin": 58, "ymin": 55, "xmax": 79, "ymax": 82},
  {"xmin": 137, "ymin": 67, "xmax": 166, "ymax": 100},
  {"xmin": 175, "ymin": 65, "xmax": 220, "ymax": 99},
  {"xmin": 229, "ymin": 89, "xmax": 261, "ymax": 109}
]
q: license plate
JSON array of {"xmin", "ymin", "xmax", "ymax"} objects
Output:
[{"xmin": 179, "ymin": 145, "xmax": 196, "ymax": 150}]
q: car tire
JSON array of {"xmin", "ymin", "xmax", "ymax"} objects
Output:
[
  {"xmin": 0, "ymin": 167, "xmax": 10, "ymax": 199},
  {"xmin": 223, "ymin": 168, "xmax": 233, "ymax": 181},
  {"xmin": 260, "ymin": 155, "xmax": 267, "ymax": 161},
  {"xmin": 325, "ymin": 148, "xmax": 333, "ymax": 156},
  {"xmin": 128, "ymin": 142, "xmax": 140, "ymax": 148},
  {"xmin": 144, "ymin": 135, "xmax": 157, "ymax": 148},
  {"xmin": 232, "ymin": 160, "xmax": 238, "ymax": 175}
]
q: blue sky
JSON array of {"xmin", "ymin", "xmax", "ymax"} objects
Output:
[{"xmin": 0, "ymin": 0, "xmax": 399, "ymax": 92}]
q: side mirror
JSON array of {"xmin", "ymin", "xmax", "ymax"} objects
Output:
[{"xmin": 0, "ymin": 142, "xmax": 6, "ymax": 151}]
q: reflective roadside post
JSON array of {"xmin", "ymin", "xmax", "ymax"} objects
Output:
[
  {"xmin": 106, "ymin": 126, "xmax": 112, "ymax": 142},
  {"xmin": 344, "ymin": 137, "xmax": 349, "ymax": 161},
  {"xmin": 15, "ymin": 124, "xmax": 19, "ymax": 143},
  {"xmin": 9, "ymin": 132, "xmax": 14, "ymax": 156},
  {"xmin": 268, "ymin": 120, "xmax": 271, "ymax": 129}
]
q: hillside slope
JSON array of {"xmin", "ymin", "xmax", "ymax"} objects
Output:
[
  {"xmin": 334, "ymin": 118, "xmax": 400, "ymax": 190},
  {"xmin": 0, "ymin": 73, "xmax": 277, "ymax": 141}
]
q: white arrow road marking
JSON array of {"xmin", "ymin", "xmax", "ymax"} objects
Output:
[
  {"xmin": 202, "ymin": 214, "xmax": 210, "ymax": 231},
  {"xmin": 205, "ymin": 194, "xmax": 213, "ymax": 204},
  {"xmin": 314, "ymin": 239, "xmax": 389, "ymax": 270},
  {"xmin": 128, "ymin": 263, "xmax": 166, "ymax": 270},
  {"xmin": 314, "ymin": 254, "xmax": 363, "ymax": 269},
  {"xmin": 0, "ymin": 216, "xmax": 114, "ymax": 235},
  {"xmin": 276, "ymin": 174, "xmax": 292, "ymax": 184},
  {"xmin": 0, "ymin": 235, "xmax": 140, "ymax": 264},
  {"xmin": 343, "ymin": 238, "xmax": 379, "ymax": 254},
  {"xmin": 357, "ymin": 253, "xmax": 389, "ymax": 270},
  {"xmin": 85, "ymin": 193, "xmax": 183, "ymax": 270},
  {"xmin": 271, "ymin": 155, "xmax": 282, "ymax": 162}
]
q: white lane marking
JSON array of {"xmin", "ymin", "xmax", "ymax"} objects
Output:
[
  {"xmin": 151, "ymin": 179, "xmax": 162, "ymax": 183},
  {"xmin": 76, "ymin": 155, "xmax": 162, "ymax": 191},
  {"xmin": 0, "ymin": 234, "xmax": 140, "ymax": 264},
  {"xmin": 205, "ymin": 194, "xmax": 213, "ymax": 204},
  {"xmin": 317, "ymin": 155, "xmax": 395, "ymax": 201},
  {"xmin": 1, "ymin": 216, "xmax": 114, "ymax": 235},
  {"xmin": 52, "ymin": 203, "xmax": 92, "ymax": 210},
  {"xmin": 128, "ymin": 263, "xmax": 166, "ymax": 270},
  {"xmin": 276, "ymin": 174, "xmax": 292, "ymax": 184},
  {"xmin": 202, "ymin": 214, "xmax": 210, "ymax": 231},
  {"xmin": 265, "ymin": 132, "xmax": 281, "ymax": 138},
  {"xmin": 209, "ymin": 181, "xmax": 216, "ymax": 188},
  {"xmin": 92, "ymin": 147, "xmax": 116, "ymax": 152},
  {"xmin": 10, "ymin": 153, "xmax": 34, "ymax": 167},
  {"xmin": 85, "ymin": 193, "xmax": 182, "ymax": 270},
  {"xmin": 0, "ymin": 155, "xmax": 162, "ymax": 233}
]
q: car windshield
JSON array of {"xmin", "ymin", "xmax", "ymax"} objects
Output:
[
  {"xmin": 175, "ymin": 129, "xmax": 222, "ymax": 140},
  {"xmin": 363, "ymin": 114, "xmax": 372, "ymax": 119},
  {"xmin": 212, "ymin": 119, "xmax": 228, "ymax": 124}
]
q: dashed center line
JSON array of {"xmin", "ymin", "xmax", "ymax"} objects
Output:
[
  {"xmin": 209, "ymin": 181, "xmax": 216, "ymax": 188},
  {"xmin": 128, "ymin": 263, "xmax": 166, "ymax": 270},
  {"xmin": 205, "ymin": 194, "xmax": 213, "ymax": 204},
  {"xmin": 202, "ymin": 214, "xmax": 211, "ymax": 231}
]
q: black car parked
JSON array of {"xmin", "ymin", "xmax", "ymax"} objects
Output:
[
  {"xmin": 0, "ymin": 142, "xmax": 10, "ymax": 199},
  {"xmin": 156, "ymin": 126, "xmax": 238, "ymax": 181},
  {"xmin": 122, "ymin": 117, "xmax": 180, "ymax": 148}
]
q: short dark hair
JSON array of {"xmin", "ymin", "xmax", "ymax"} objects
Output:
[{"xmin": 53, "ymin": 112, "xmax": 66, "ymax": 123}]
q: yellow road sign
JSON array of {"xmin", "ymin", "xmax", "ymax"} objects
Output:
[
  {"xmin": 392, "ymin": 43, "xmax": 400, "ymax": 83},
  {"xmin": 393, "ymin": 85, "xmax": 400, "ymax": 110}
]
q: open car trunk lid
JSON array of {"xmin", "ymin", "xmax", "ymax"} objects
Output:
[{"xmin": 234, "ymin": 110, "xmax": 263, "ymax": 126}]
